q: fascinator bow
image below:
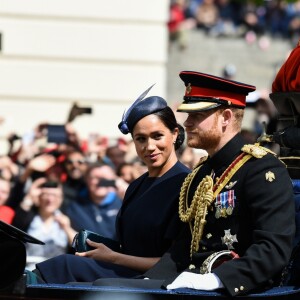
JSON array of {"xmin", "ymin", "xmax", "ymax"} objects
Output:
[{"xmin": 118, "ymin": 84, "xmax": 155, "ymax": 134}]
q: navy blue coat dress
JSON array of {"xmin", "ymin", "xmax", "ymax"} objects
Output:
[{"xmin": 36, "ymin": 161, "xmax": 190, "ymax": 283}]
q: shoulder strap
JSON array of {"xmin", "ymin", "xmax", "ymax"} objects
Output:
[{"xmin": 242, "ymin": 143, "xmax": 276, "ymax": 158}]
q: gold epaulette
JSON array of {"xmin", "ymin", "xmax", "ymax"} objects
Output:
[{"xmin": 241, "ymin": 143, "xmax": 276, "ymax": 158}]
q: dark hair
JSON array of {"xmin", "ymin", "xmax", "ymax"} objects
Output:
[
  {"xmin": 154, "ymin": 106, "xmax": 185, "ymax": 151},
  {"xmin": 116, "ymin": 162, "xmax": 133, "ymax": 177}
]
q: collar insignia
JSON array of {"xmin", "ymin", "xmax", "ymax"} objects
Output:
[
  {"xmin": 265, "ymin": 171, "xmax": 275, "ymax": 182},
  {"xmin": 225, "ymin": 181, "xmax": 237, "ymax": 189},
  {"xmin": 221, "ymin": 229, "xmax": 238, "ymax": 250}
]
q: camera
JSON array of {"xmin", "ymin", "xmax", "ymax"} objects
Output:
[{"xmin": 67, "ymin": 103, "xmax": 93, "ymax": 123}]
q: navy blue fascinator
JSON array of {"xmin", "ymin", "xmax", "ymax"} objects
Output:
[{"xmin": 118, "ymin": 85, "xmax": 168, "ymax": 135}]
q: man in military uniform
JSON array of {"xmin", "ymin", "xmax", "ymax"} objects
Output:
[
  {"xmin": 94, "ymin": 71, "xmax": 295, "ymax": 297},
  {"xmin": 142, "ymin": 71, "xmax": 295, "ymax": 296}
]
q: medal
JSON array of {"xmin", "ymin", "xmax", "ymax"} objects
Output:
[
  {"xmin": 221, "ymin": 229, "xmax": 238, "ymax": 250},
  {"xmin": 220, "ymin": 207, "xmax": 227, "ymax": 218},
  {"xmin": 226, "ymin": 190, "xmax": 235, "ymax": 216},
  {"xmin": 215, "ymin": 207, "xmax": 221, "ymax": 219},
  {"xmin": 220, "ymin": 193, "xmax": 227, "ymax": 218},
  {"xmin": 215, "ymin": 197, "xmax": 221, "ymax": 219},
  {"xmin": 226, "ymin": 206, "xmax": 233, "ymax": 215},
  {"xmin": 215, "ymin": 188, "xmax": 236, "ymax": 218}
]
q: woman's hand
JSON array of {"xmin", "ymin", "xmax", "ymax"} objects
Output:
[
  {"xmin": 75, "ymin": 239, "xmax": 117, "ymax": 263},
  {"xmin": 76, "ymin": 239, "xmax": 160, "ymax": 272}
]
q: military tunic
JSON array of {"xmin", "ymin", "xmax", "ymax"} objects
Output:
[{"xmin": 145, "ymin": 133, "xmax": 295, "ymax": 296}]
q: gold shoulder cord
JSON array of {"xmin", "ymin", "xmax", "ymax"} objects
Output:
[{"xmin": 179, "ymin": 144, "xmax": 267, "ymax": 258}]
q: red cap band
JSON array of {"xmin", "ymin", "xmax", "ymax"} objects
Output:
[{"xmin": 185, "ymin": 86, "xmax": 246, "ymax": 107}]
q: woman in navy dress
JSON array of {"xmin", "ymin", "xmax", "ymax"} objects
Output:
[{"xmin": 34, "ymin": 86, "xmax": 191, "ymax": 283}]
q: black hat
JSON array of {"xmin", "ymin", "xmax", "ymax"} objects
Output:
[
  {"xmin": 177, "ymin": 71, "xmax": 256, "ymax": 112},
  {"xmin": 118, "ymin": 85, "xmax": 167, "ymax": 135}
]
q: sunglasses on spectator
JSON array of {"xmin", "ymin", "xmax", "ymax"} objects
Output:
[{"xmin": 65, "ymin": 159, "xmax": 86, "ymax": 165}]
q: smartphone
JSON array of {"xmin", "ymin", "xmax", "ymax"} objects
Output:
[
  {"xmin": 40, "ymin": 181, "xmax": 59, "ymax": 188},
  {"xmin": 47, "ymin": 125, "xmax": 68, "ymax": 144},
  {"xmin": 98, "ymin": 179, "xmax": 116, "ymax": 188}
]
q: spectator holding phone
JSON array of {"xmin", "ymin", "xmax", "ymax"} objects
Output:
[
  {"xmin": 12, "ymin": 178, "xmax": 76, "ymax": 270},
  {"xmin": 61, "ymin": 149, "xmax": 88, "ymax": 211},
  {"xmin": 64, "ymin": 163, "xmax": 123, "ymax": 239},
  {"xmin": 7, "ymin": 152, "xmax": 58, "ymax": 209}
]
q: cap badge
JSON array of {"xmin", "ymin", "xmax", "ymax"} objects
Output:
[
  {"xmin": 186, "ymin": 83, "xmax": 192, "ymax": 94},
  {"xmin": 221, "ymin": 229, "xmax": 238, "ymax": 250},
  {"xmin": 265, "ymin": 171, "xmax": 275, "ymax": 182}
]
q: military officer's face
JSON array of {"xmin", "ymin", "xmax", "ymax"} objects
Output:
[{"xmin": 183, "ymin": 108, "xmax": 223, "ymax": 155}]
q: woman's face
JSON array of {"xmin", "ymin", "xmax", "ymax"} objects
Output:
[{"xmin": 132, "ymin": 114, "xmax": 178, "ymax": 177}]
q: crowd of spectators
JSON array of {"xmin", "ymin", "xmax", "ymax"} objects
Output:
[{"xmin": 168, "ymin": 0, "xmax": 300, "ymax": 50}]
